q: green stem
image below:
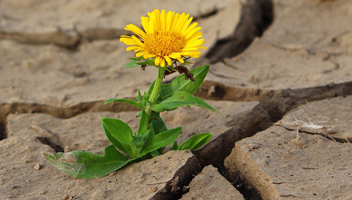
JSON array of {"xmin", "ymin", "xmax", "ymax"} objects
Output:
[
  {"xmin": 146, "ymin": 66, "xmax": 165, "ymax": 117},
  {"xmin": 149, "ymin": 66, "xmax": 165, "ymax": 104}
]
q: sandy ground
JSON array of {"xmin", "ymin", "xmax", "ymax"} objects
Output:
[{"xmin": 1, "ymin": 0, "xmax": 352, "ymax": 199}]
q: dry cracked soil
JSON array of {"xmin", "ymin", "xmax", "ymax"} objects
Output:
[{"xmin": 1, "ymin": 0, "xmax": 352, "ymax": 199}]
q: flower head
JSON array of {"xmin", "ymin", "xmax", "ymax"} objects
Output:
[{"xmin": 120, "ymin": 9, "xmax": 206, "ymax": 68}]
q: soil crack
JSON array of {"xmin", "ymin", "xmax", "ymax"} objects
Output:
[
  {"xmin": 0, "ymin": 28, "xmax": 133, "ymax": 50},
  {"xmin": 36, "ymin": 137, "xmax": 64, "ymax": 152},
  {"xmin": 204, "ymin": 0, "xmax": 274, "ymax": 64},
  {"xmin": 0, "ymin": 99, "xmax": 140, "ymax": 120},
  {"xmin": 195, "ymin": 80, "xmax": 352, "ymax": 122},
  {"xmin": 0, "ymin": 121, "xmax": 7, "ymax": 141},
  {"xmin": 193, "ymin": 7, "xmax": 220, "ymax": 20}
]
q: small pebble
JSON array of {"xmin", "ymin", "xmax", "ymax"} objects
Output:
[
  {"xmin": 64, "ymin": 146, "xmax": 71, "ymax": 153},
  {"xmin": 33, "ymin": 164, "xmax": 41, "ymax": 170},
  {"xmin": 248, "ymin": 143, "xmax": 259, "ymax": 149},
  {"xmin": 109, "ymin": 171, "xmax": 117, "ymax": 176},
  {"xmin": 182, "ymin": 186, "xmax": 190, "ymax": 193},
  {"xmin": 148, "ymin": 186, "xmax": 158, "ymax": 193},
  {"xmin": 62, "ymin": 194, "xmax": 70, "ymax": 200}
]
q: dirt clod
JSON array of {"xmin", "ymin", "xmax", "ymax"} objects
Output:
[{"xmin": 33, "ymin": 164, "xmax": 41, "ymax": 170}]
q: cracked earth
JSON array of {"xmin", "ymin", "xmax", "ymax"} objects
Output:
[{"xmin": 1, "ymin": 0, "xmax": 352, "ymax": 199}]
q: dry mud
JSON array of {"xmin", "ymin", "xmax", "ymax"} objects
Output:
[{"xmin": 1, "ymin": 0, "xmax": 352, "ymax": 199}]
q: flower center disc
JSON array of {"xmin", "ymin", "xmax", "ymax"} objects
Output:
[{"xmin": 144, "ymin": 31, "xmax": 186, "ymax": 57}]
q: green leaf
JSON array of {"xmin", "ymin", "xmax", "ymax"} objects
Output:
[
  {"xmin": 179, "ymin": 133, "xmax": 212, "ymax": 151},
  {"xmin": 137, "ymin": 110, "xmax": 148, "ymax": 136},
  {"xmin": 105, "ymin": 98, "xmax": 141, "ymax": 108},
  {"xmin": 137, "ymin": 88, "xmax": 143, "ymax": 102},
  {"xmin": 150, "ymin": 111, "xmax": 167, "ymax": 135},
  {"xmin": 151, "ymin": 91, "xmax": 217, "ymax": 113},
  {"xmin": 125, "ymin": 59, "xmax": 142, "ymax": 68},
  {"xmin": 130, "ymin": 56, "xmax": 144, "ymax": 61},
  {"xmin": 159, "ymin": 64, "xmax": 209, "ymax": 100},
  {"xmin": 140, "ymin": 127, "xmax": 182, "ymax": 157},
  {"xmin": 150, "ymin": 150, "xmax": 161, "ymax": 157},
  {"xmin": 102, "ymin": 118, "xmax": 133, "ymax": 144},
  {"xmin": 102, "ymin": 122, "xmax": 134, "ymax": 157},
  {"xmin": 131, "ymin": 130, "xmax": 151, "ymax": 150},
  {"xmin": 137, "ymin": 58, "xmax": 155, "ymax": 66},
  {"xmin": 124, "ymin": 57, "xmax": 155, "ymax": 68},
  {"xmin": 171, "ymin": 141, "xmax": 179, "ymax": 150},
  {"xmin": 146, "ymin": 80, "xmax": 156, "ymax": 101},
  {"xmin": 43, "ymin": 145, "xmax": 135, "ymax": 178}
]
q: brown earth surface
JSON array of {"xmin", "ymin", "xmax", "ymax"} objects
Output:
[{"xmin": 1, "ymin": 0, "xmax": 352, "ymax": 199}]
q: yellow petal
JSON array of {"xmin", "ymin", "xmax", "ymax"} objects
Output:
[
  {"xmin": 164, "ymin": 56, "xmax": 173, "ymax": 66},
  {"xmin": 174, "ymin": 13, "xmax": 186, "ymax": 33},
  {"xmin": 131, "ymin": 35, "xmax": 145, "ymax": 47},
  {"xmin": 155, "ymin": 56, "xmax": 160, "ymax": 66},
  {"xmin": 169, "ymin": 52, "xmax": 182, "ymax": 59},
  {"xmin": 176, "ymin": 57, "xmax": 185, "ymax": 63},
  {"xmin": 166, "ymin": 11, "xmax": 175, "ymax": 30},
  {"xmin": 125, "ymin": 24, "xmax": 146, "ymax": 38},
  {"xmin": 184, "ymin": 39, "xmax": 204, "ymax": 48},
  {"xmin": 183, "ymin": 22, "xmax": 199, "ymax": 36},
  {"xmin": 149, "ymin": 12, "xmax": 155, "ymax": 34},
  {"xmin": 141, "ymin": 17, "xmax": 151, "ymax": 34},
  {"xmin": 160, "ymin": 10, "xmax": 167, "ymax": 31},
  {"xmin": 136, "ymin": 51, "xmax": 149, "ymax": 57},
  {"xmin": 160, "ymin": 57, "xmax": 166, "ymax": 67},
  {"xmin": 186, "ymin": 32, "xmax": 203, "ymax": 42},
  {"xmin": 127, "ymin": 46, "xmax": 143, "ymax": 51},
  {"xmin": 143, "ymin": 53, "xmax": 156, "ymax": 59},
  {"xmin": 185, "ymin": 27, "xmax": 202, "ymax": 39},
  {"xmin": 180, "ymin": 16, "xmax": 193, "ymax": 34},
  {"xmin": 170, "ymin": 13, "xmax": 180, "ymax": 31},
  {"xmin": 182, "ymin": 47, "xmax": 199, "ymax": 51},
  {"xmin": 153, "ymin": 9, "xmax": 161, "ymax": 31}
]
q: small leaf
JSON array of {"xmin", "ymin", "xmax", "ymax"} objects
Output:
[
  {"xmin": 137, "ymin": 110, "xmax": 149, "ymax": 136},
  {"xmin": 146, "ymin": 80, "xmax": 156, "ymax": 101},
  {"xmin": 127, "ymin": 57, "xmax": 155, "ymax": 68},
  {"xmin": 102, "ymin": 118, "xmax": 133, "ymax": 144},
  {"xmin": 150, "ymin": 150, "xmax": 161, "ymax": 157},
  {"xmin": 137, "ymin": 58, "xmax": 155, "ymax": 66},
  {"xmin": 105, "ymin": 98, "xmax": 141, "ymax": 108},
  {"xmin": 140, "ymin": 127, "xmax": 182, "ymax": 157},
  {"xmin": 124, "ymin": 59, "xmax": 142, "ymax": 68},
  {"xmin": 130, "ymin": 56, "xmax": 144, "ymax": 61},
  {"xmin": 179, "ymin": 133, "xmax": 212, "ymax": 151},
  {"xmin": 170, "ymin": 141, "xmax": 179, "ymax": 150},
  {"xmin": 137, "ymin": 88, "xmax": 142, "ymax": 102},
  {"xmin": 160, "ymin": 64, "xmax": 209, "ymax": 100},
  {"xmin": 151, "ymin": 91, "xmax": 217, "ymax": 113},
  {"xmin": 43, "ymin": 145, "xmax": 136, "ymax": 178},
  {"xmin": 102, "ymin": 122, "xmax": 134, "ymax": 157},
  {"xmin": 135, "ymin": 110, "xmax": 142, "ymax": 118}
]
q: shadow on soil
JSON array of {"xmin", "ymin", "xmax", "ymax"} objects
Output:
[
  {"xmin": 205, "ymin": 0, "xmax": 274, "ymax": 64},
  {"xmin": 36, "ymin": 137, "xmax": 64, "ymax": 153},
  {"xmin": 0, "ymin": 121, "xmax": 6, "ymax": 141}
]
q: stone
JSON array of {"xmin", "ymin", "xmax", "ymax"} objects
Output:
[
  {"xmin": 181, "ymin": 165, "xmax": 244, "ymax": 200},
  {"xmin": 33, "ymin": 164, "xmax": 41, "ymax": 170}
]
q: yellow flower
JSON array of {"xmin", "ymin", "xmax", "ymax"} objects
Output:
[{"xmin": 120, "ymin": 9, "xmax": 206, "ymax": 68}]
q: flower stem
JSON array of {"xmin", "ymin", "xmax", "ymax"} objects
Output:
[{"xmin": 146, "ymin": 66, "xmax": 165, "ymax": 117}]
